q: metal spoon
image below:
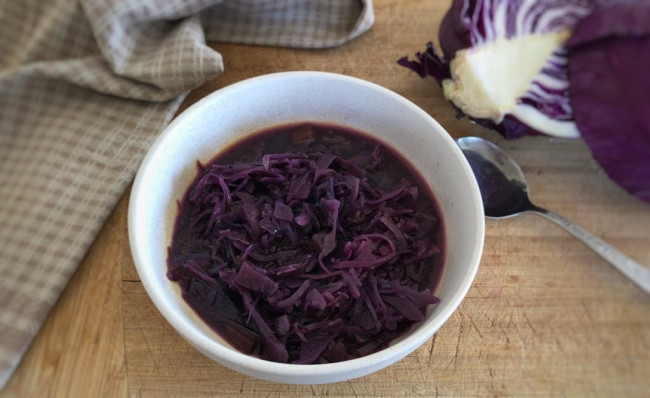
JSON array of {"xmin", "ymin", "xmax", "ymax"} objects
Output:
[{"xmin": 457, "ymin": 136, "xmax": 650, "ymax": 294}]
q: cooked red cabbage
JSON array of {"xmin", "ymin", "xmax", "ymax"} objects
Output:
[{"xmin": 167, "ymin": 123, "xmax": 444, "ymax": 364}]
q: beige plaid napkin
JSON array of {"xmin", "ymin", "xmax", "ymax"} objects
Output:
[{"xmin": 0, "ymin": 0, "xmax": 373, "ymax": 388}]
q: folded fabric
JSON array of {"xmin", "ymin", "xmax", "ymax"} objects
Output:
[{"xmin": 0, "ymin": 0, "xmax": 374, "ymax": 388}]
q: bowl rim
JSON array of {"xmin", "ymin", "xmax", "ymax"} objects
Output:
[{"xmin": 128, "ymin": 71, "xmax": 484, "ymax": 379}]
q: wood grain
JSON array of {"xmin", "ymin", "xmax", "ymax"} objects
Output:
[{"xmin": 3, "ymin": 0, "xmax": 650, "ymax": 397}]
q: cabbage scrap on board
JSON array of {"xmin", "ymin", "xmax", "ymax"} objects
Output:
[{"xmin": 399, "ymin": 0, "xmax": 650, "ymax": 202}]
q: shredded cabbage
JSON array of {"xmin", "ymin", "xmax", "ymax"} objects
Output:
[{"xmin": 167, "ymin": 124, "xmax": 444, "ymax": 363}]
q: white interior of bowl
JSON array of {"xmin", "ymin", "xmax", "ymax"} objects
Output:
[{"xmin": 129, "ymin": 72, "xmax": 484, "ymax": 384}]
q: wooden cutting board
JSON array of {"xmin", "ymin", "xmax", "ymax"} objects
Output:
[{"xmin": 3, "ymin": 1, "xmax": 649, "ymax": 397}]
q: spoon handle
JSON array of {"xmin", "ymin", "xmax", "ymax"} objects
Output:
[{"xmin": 532, "ymin": 208, "xmax": 650, "ymax": 294}]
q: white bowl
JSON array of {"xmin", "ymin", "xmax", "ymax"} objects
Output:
[{"xmin": 129, "ymin": 71, "xmax": 484, "ymax": 384}]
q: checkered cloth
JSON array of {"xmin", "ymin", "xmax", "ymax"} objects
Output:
[{"xmin": 0, "ymin": 0, "xmax": 374, "ymax": 388}]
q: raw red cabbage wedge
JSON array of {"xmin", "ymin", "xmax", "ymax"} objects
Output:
[
  {"xmin": 567, "ymin": 3, "xmax": 650, "ymax": 201},
  {"xmin": 399, "ymin": 0, "xmax": 650, "ymax": 202},
  {"xmin": 398, "ymin": 0, "xmax": 594, "ymax": 139}
]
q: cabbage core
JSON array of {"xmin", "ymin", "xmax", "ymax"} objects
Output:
[{"xmin": 443, "ymin": 29, "xmax": 579, "ymax": 138}]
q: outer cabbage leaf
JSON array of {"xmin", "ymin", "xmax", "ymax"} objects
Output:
[{"xmin": 567, "ymin": 2, "xmax": 650, "ymax": 201}]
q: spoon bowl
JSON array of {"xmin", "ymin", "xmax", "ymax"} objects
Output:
[
  {"xmin": 457, "ymin": 136, "xmax": 650, "ymax": 294},
  {"xmin": 457, "ymin": 137, "xmax": 533, "ymax": 219}
]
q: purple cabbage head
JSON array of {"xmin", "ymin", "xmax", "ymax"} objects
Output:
[{"xmin": 567, "ymin": 2, "xmax": 650, "ymax": 201}]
